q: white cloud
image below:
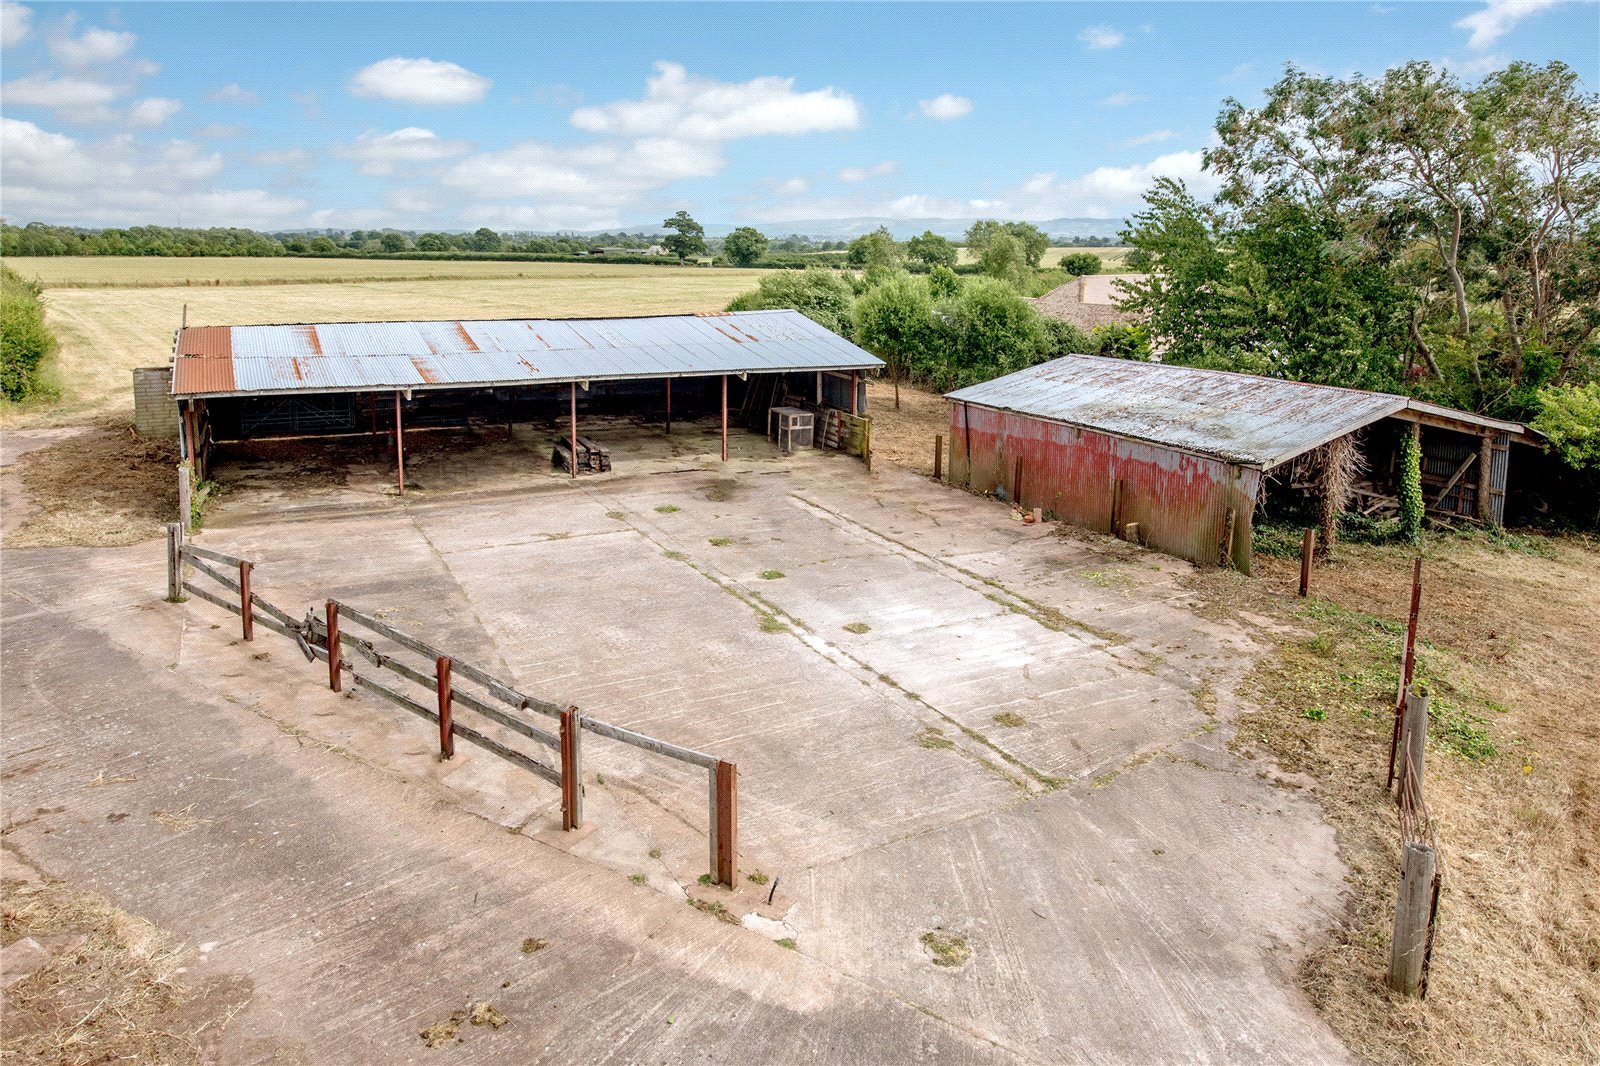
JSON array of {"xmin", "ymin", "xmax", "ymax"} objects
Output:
[
  {"xmin": 839, "ymin": 160, "xmax": 897, "ymax": 183},
  {"xmin": 1098, "ymin": 91, "xmax": 1145, "ymax": 107},
  {"xmin": 348, "ymin": 57, "xmax": 491, "ymax": 105},
  {"xmin": 127, "ymin": 97, "xmax": 182, "ymax": 129},
  {"xmin": 1, "ymin": 2, "xmax": 31, "ymax": 47},
  {"xmin": 1455, "ymin": 0, "xmax": 1556, "ymax": 49},
  {"xmin": 48, "ymin": 24, "xmax": 136, "ymax": 68},
  {"xmin": 1078, "ymin": 25, "xmax": 1125, "ymax": 49},
  {"xmin": 251, "ymin": 146, "xmax": 313, "ymax": 168},
  {"xmin": 207, "ymin": 83, "xmax": 259, "ymax": 105},
  {"xmin": 338, "ymin": 126, "xmax": 473, "ymax": 176},
  {"xmin": 194, "ymin": 122, "xmax": 247, "ymax": 139},
  {"xmin": 0, "ymin": 116, "xmax": 307, "ymax": 227},
  {"xmin": 918, "ymin": 94, "xmax": 973, "ymax": 121},
  {"xmin": 0, "ymin": 73, "xmax": 121, "ymax": 121},
  {"xmin": 569, "ymin": 61, "xmax": 860, "ymax": 141},
  {"xmin": 1441, "ymin": 51, "xmax": 1512, "ymax": 78},
  {"xmin": 1126, "ymin": 129, "xmax": 1176, "ymax": 146},
  {"xmin": 773, "ymin": 176, "xmax": 809, "ymax": 197}
]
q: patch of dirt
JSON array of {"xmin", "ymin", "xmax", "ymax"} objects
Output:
[
  {"xmin": 1185, "ymin": 534, "xmax": 1600, "ymax": 1065},
  {"xmin": 4, "ymin": 420, "xmax": 177, "ymax": 548},
  {"xmin": 1, "ymin": 870, "xmax": 247, "ymax": 1064},
  {"xmin": 864, "ymin": 379, "xmax": 950, "ymax": 476}
]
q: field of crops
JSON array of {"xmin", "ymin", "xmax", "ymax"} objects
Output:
[{"xmin": 3, "ymin": 262, "xmax": 771, "ymax": 427}]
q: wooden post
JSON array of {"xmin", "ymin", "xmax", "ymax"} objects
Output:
[
  {"xmin": 1388, "ymin": 841, "xmax": 1438, "ymax": 996},
  {"xmin": 1220, "ymin": 508, "xmax": 1237, "ymax": 568},
  {"xmin": 1396, "ymin": 686, "xmax": 1429, "ymax": 807},
  {"xmin": 1299, "ymin": 527, "xmax": 1315, "ymax": 597},
  {"xmin": 863, "ymin": 417, "xmax": 872, "ymax": 472},
  {"xmin": 1387, "ymin": 560, "xmax": 1424, "ymax": 789},
  {"xmin": 238, "ymin": 560, "xmax": 254, "ymax": 642},
  {"xmin": 720, "ymin": 374, "xmax": 728, "ymax": 462},
  {"xmin": 1109, "ymin": 478, "xmax": 1123, "ymax": 534},
  {"xmin": 933, "ymin": 434, "xmax": 943, "ymax": 482},
  {"xmin": 177, "ymin": 461, "xmax": 193, "ymax": 534},
  {"xmin": 166, "ymin": 522, "xmax": 183, "ymax": 601},
  {"xmin": 714, "ymin": 760, "xmax": 737, "ymax": 887},
  {"xmin": 849, "ymin": 370, "xmax": 858, "ymax": 416},
  {"xmin": 569, "ymin": 383, "xmax": 578, "ymax": 480},
  {"xmin": 1013, "ymin": 456, "xmax": 1023, "ymax": 506},
  {"xmin": 326, "ymin": 600, "xmax": 342, "ymax": 693},
  {"xmin": 1476, "ymin": 433, "xmax": 1493, "ymax": 522},
  {"xmin": 436, "ymin": 656, "xmax": 454, "ymax": 759},
  {"xmin": 393, "ymin": 391, "xmax": 405, "ymax": 495},
  {"xmin": 665, "ymin": 378, "xmax": 672, "ymax": 435},
  {"xmin": 560, "ymin": 706, "xmax": 583, "ymax": 830}
]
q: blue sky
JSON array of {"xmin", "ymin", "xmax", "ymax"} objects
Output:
[{"xmin": 2, "ymin": 1, "xmax": 1596, "ymax": 232}]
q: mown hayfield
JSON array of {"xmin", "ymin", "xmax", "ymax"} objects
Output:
[
  {"xmin": 957, "ymin": 245, "xmax": 1134, "ymax": 269},
  {"xmin": 2, "ymin": 255, "xmax": 756, "ymax": 289},
  {"xmin": 2, "ymin": 263, "xmax": 772, "ymax": 427}
]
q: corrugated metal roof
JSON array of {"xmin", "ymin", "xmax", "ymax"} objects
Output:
[
  {"xmin": 171, "ymin": 310, "xmax": 883, "ymax": 398},
  {"xmin": 946, "ymin": 356, "xmax": 1411, "ymax": 468}
]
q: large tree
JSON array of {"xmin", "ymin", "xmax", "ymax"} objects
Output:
[
  {"xmin": 661, "ymin": 210, "xmax": 707, "ymax": 263},
  {"xmin": 965, "ymin": 220, "xmax": 1049, "ymax": 268},
  {"xmin": 722, "ymin": 226, "xmax": 769, "ymax": 266},
  {"xmin": 906, "ymin": 230, "xmax": 957, "ymax": 268}
]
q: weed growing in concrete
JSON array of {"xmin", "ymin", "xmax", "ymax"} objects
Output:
[
  {"xmin": 759, "ymin": 613, "xmax": 786, "ymax": 633},
  {"xmin": 663, "ymin": 550, "xmax": 687, "ymax": 561},
  {"xmin": 843, "ymin": 622, "xmax": 871, "ymax": 634},
  {"xmin": 606, "ymin": 510, "xmax": 626, "ymax": 520},
  {"xmin": 992, "ymin": 712, "xmax": 1027, "ymax": 728},
  {"xmin": 746, "ymin": 871, "xmax": 769, "ymax": 885},
  {"xmin": 687, "ymin": 897, "xmax": 741, "ymax": 924},
  {"xmin": 520, "ymin": 937, "xmax": 548, "ymax": 954},
  {"xmin": 760, "ymin": 569, "xmax": 784, "ymax": 580},
  {"xmin": 916, "ymin": 726, "xmax": 956, "ymax": 751},
  {"xmin": 709, "ymin": 536, "xmax": 734, "ymax": 546},
  {"xmin": 648, "ymin": 848, "xmax": 662, "ymax": 859},
  {"xmin": 629, "ymin": 873, "xmax": 647, "ymax": 886},
  {"xmin": 920, "ymin": 929, "xmax": 972, "ymax": 968},
  {"xmin": 775, "ymin": 937, "xmax": 797, "ymax": 950},
  {"xmin": 655, "ymin": 504, "xmax": 681, "ymax": 514},
  {"xmin": 698, "ymin": 873, "xmax": 713, "ymax": 885},
  {"xmin": 595, "ymin": 773, "xmax": 606, "ymax": 785}
]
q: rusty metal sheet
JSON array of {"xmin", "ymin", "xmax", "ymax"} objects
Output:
[
  {"xmin": 946, "ymin": 355, "xmax": 1408, "ymax": 469},
  {"xmin": 171, "ymin": 310, "xmax": 882, "ymax": 398}
]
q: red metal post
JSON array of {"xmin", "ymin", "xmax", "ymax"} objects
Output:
[
  {"xmin": 1299, "ymin": 528, "xmax": 1315, "ymax": 597},
  {"xmin": 721, "ymin": 374, "xmax": 728, "ymax": 462},
  {"xmin": 665, "ymin": 377, "xmax": 672, "ymax": 435},
  {"xmin": 394, "ymin": 391, "xmax": 405, "ymax": 496},
  {"xmin": 238, "ymin": 560, "xmax": 254, "ymax": 641},
  {"xmin": 436, "ymin": 656, "xmax": 454, "ymax": 759},
  {"xmin": 560, "ymin": 706, "xmax": 582, "ymax": 830},
  {"xmin": 569, "ymin": 383, "xmax": 578, "ymax": 479},
  {"xmin": 1387, "ymin": 559, "xmax": 1424, "ymax": 789},
  {"xmin": 326, "ymin": 600, "xmax": 342, "ymax": 693},
  {"xmin": 715, "ymin": 760, "xmax": 737, "ymax": 887}
]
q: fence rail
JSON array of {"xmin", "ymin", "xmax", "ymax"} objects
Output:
[{"xmin": 165, "ymin": 522, "xmax": 739, "ymax": 885}]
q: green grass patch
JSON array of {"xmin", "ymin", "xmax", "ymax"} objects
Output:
[
  {"xmin": 992, "ymin": 712, "xmax": 1027, "ymax": 728},
  {"xmin": 775, "ymin": 937, "xmax": 797, "ymax": 950},
  {"xmin": 920, "ymin": 929, "xmax": 971, "ymax": 968},
  {"xmin": 759, "ymin": 569, "xmax": 784, "ymax": 580},
  {"xmin": 746, "ymin": 871, "xmax": 769, "ymax": 885},
  {"xmin": 708, "ymin": 536, "xmax": 734, "ymax": 547},
  {"xmin": 843, "ymin": 621, "xmax": 871, "ymax": 634},
  {"xmin": 629, "ymin": 873, "xmax": 647, "ymax": 886},
  {"xmin": 654, "ymin": 504, "xmax": 681, "ymax": 514},
  {"xmin": 915, "ymin": 726, "xmax": 956, "ymax": 751},
  {"xmin": 662, "ymin": 550, "xmax": 687, "ymax": 561},
  {"xmin": 758, "ymin": 613, "xmax": 786, "ymax": 633}
]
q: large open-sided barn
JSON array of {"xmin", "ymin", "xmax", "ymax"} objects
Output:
[
  {"xmin": 151, "ymin": 309, "xmax": 884, "ymax": 487},
  {"xmin": 947, "ymin": 356, "xmax": 1540, "ymax": 573}
]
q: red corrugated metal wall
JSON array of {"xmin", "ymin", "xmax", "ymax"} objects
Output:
[{"xmin": 949, "ymin": 403, "xmax": 1261, "ymax": 573}]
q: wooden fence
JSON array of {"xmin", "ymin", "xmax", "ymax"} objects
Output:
[{"xmin": 165, "ymin": 523, "xmax": 739, "ymax": 885}]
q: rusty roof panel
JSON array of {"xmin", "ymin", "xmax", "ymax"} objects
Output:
[
  {"xmin": 947, "ymin": 355, "xmax": 1409, "ymax": 468},
  {"xmin": 171, "ymin": 310, "xmax": 882, "ymax": 398}
]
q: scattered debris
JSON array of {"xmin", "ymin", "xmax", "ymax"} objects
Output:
[
  {"xmin": 470, "ymin": 1002, "xmax": 509, "ymax": 1029},
  {"xmin": 921, "ymin": 929, "xmax": 972, "ymax": 968},
  {"xmin": 519, "ymin": 937, "xmax": 548, "ymax": 955}
]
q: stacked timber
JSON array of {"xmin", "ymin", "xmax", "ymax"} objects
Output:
[
  {"xmin": 552, "ymin": 435, "xmax": 612, "ymax": 474},
  {"xmin": 820, "ymin": 410, "xmax": 869, "ymax": 456}
]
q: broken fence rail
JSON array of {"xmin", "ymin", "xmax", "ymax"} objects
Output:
[{"xmin": 165, "ymin": 522, "xmax": 739, "ymax": 885}]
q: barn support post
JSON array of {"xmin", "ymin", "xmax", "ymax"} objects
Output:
[
  {"xmin": 1299, "ymin": 528, "xmax": 1315, "ymax": 597},
  {"xmin": 849, "ymin": 370, "xmax": 858, "ymax": 416},
  {"xmin": 436, "ymin": 656, "xmax": 455, "ymax": 759},
  {"xmin": 721, "ymin": 374, "xmax": 728, "ymax": 462},
  {"xmin": 664, "ymin": 377, "xmax": 672, "ymax": 435},
  {"xmin": 714, "ymin": 760, "xmax": 737, "ymax": 887},
  {"xmin": 569, "ymin": 382, "xmax": 578, "ymax": 479},
  {"xmin": 177, "ymin": 460, "xmax": 193, "ymax": 534},
  {"xmin": 392, "ymin": 390, "xmax": 403, "ymax": 492},
  {"xmin": 1388, "ymin": 841, "xmax": 1438, "ymax": 997},
  {"xmin": 166, "ymin": 522, "xmax": 184, "ymax": 601}
]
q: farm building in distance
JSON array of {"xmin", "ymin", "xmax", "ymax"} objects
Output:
[
  {"xmin": 946, "ymin": 356, "xmax": 1540, "ymax": 573},
  {"xmin": 1028, "ymin": 274, "xmax": 1147, "ymax": 334},
  {"xmin": 150, "ymin": 309, "xmax": 882, "ymax": 488}
]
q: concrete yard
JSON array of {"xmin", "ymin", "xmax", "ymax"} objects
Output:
[{"xmin": 1, "ymin": 419, "xmax": 1353, "ymax": 1063}]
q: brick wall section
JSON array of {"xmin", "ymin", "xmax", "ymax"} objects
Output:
[{"xmin": 133, "ymin": 367, "xmax": 180, "ymax": 438}]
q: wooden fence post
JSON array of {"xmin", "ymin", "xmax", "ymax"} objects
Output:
[
  {"xmin": 560, "ymin": 706, "xmax": 583, "ymax": 830},
  {"xmin": 933, "ymin": 434, "xmax": 943, "ymax": 482},
  {"xmin": 436, "ymin": 656, "xmax": 454, "ymax": 759},
  {"xmin": 714, "ymin": 760, "xmax": 737, "ymax": 887},
  {"xmin": 1299, "ymin": 527, "xmax": 1315, "ymax": 597},
  {"xmin": 177, "ymin": 461, "xmax": 193, "ymax": 534},
  {"xmin": 166, "ymin": 522, "xmax": 183, "ymax": 601},
  {"xmin": 1387, "ymin": 560, "xmax": 1424, "ymax": 788},
  {"xmin": 863, "ymin": 417, "xmax": 872, "ymax": 472},
  {"xmin": 1396, "ymin": 686, "xmax": 1429, "ymax": 807},
  {"xmin": 238, "ymin": 561, "xmax": 254, "ymax": 641},
  {"xmin": 326, "ymin": 600, "xmax": 342, "ymax": 693},
  {"xmin": 1388, "ymin": 841, "xmax": 1438, "ymax": 996}
]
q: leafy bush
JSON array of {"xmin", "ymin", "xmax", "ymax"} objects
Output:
[
  {"xmin": 1397, "ymin": 427, "xmax": 1423, "ymax": 543},
  {"xmin": 1090, "ymin": 322, "xmax": 1152, "ymax": 361},
  {"xmin": 0, "ymin": 267, "xmax": 57, "ymax": 402},
  {"xmin": 1058, "ymin": 251, "xmax": 1101, "ymax": 276},
  {"xmin": 726, "ymin": 268, "xmax": 857, "ymax": 337},
  {"xmin": 1533, "ymin": 382, "xmax": 1600, "ymax": 470}
]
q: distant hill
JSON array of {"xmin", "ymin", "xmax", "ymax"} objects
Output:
[{"xmin": 604, "ymin": 217, "xmax": 1127, "ymax": 242}]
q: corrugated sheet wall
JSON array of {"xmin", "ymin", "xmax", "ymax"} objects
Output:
[{"xmin": 949, "ymin": 403, "xmax": 1262, "ymax": 573}]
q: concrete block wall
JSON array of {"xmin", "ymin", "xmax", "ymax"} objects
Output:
[{"xmin": 133, "ymin": 367, "xmax": 179, "ymax": 438}]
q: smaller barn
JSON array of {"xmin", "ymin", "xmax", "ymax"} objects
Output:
[
  {"xmin": 154, "ymin": 309, "xmax": 883, "ymax": 490},
  {"xmin": 946, "ymin": 356, "xmax": 1540, "ymax": 573}
]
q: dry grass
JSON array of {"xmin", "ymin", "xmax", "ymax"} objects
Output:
[
  {"xmin": 1187, "ymin": 536, "xmax": 1600, "ymax": 1065},
  {"xmin": 1, "ymin": 875, "xmax": 240, "ymax": 1064},
  {"xmin": 1, "ymin": 263, "xmax": 771, "ymax": 429},
  {"xmin": 863, "ymin": 379, "xmax": 951, "ymax": 476},
  {"xmin": 956, "ymin": 246, "xmax": 1134, "ymax": 269},
  {"xmin": 5, "ymin": 420, "xmax": 178, "ymax": 548}
]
